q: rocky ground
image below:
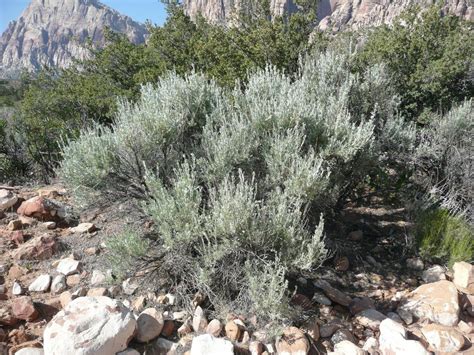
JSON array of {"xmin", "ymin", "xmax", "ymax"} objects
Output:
[{"xmin": 0, "ymin": 185, "xmax": 473, "ymax": 355}]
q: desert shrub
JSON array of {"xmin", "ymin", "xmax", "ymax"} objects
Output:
[
  {"xmin": 415, "ymin": 100, "xmax": 473, "ymax": 223},
  {"xmin": 60, "ymin": 48, "xmax": 412, "ymax": 323},
  {"xmin": 105, "ymin": 228, "xmax": 150, "ymax": 281},
  {"xmin": 416, "ymin": 208, "xmax": 473, "ymax": 265}
]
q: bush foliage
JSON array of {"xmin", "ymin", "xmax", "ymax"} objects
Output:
[
  {"xmin": 416, "ymin": 208, "xmax": 473, "ymax": 266},
  {"xmin": 59, "ymin": 47, "xmax": 413, "ymax": 322}
]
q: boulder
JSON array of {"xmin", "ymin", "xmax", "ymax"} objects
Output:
[
  {"xmin": 379, "ymin": 319, "xmax": 429, "ymax": 355},
  {"xmin": 275, "ymin": 327, "xmax": 310, "ymax": 355},
  {"xmin": 355, "ymin": 309, "xmax": 387, "ymax": 330},
  {"xmin": 17, "ymin": 196, "xmax": 65, "ymax": 221},
  {"xmin": 12, "ymin": 296, "xmax": 38, "ymax": 321},
  {"xmin": 56, "ymin": 259, "xmax": 81, "ymax": 276},
  {"xmin": 314, "ymin": 279, "xmax": 352, "ymax": 306},
  {"xmin": 28, "ymin": 274, "xmax": 52, "ymax": 292},
  {"xmin": 43, "ymin": 296, "xmax": 136, "ymax": 355},
  {"xmin": 190, "ymin": 334, "xmax": 234, "ymax": 355},
  {"xmin": 422, "ymin": 265, "xmax": 446, "ymax": 283},
  {"xmin": 13, "ymin": 234, "xmax": 58, "ymax": 260},
  {"xmin": 136, "ymin": 308, "xmax": 164, "ymax": 343},
  {"xmin": 397, "ymin": 280, "xmax": 460, "ymax": 326},
  {"xmin": 453, "ymin": 261, "xmax": 474, "ymax": 294},
  {"xmin": 421, "ymin": 323, "xmax": 465, "ymax": 352}
]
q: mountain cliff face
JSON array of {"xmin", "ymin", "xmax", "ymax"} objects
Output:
[
  {"xmin": 0, "ymin": 0, "xmax": 147, "ymax": 77},
  {"xmin": 183, "ymin": 0, "xmax": 473, "ymax": 29},
  {"xmin": 317, "ymin": 0, "xmax": 473, "ymax": 31}
]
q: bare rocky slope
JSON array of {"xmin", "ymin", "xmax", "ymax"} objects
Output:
[
  {"xmin": 0, "ymin": 0, "xmax": 147, "ymax": 78},
  {"xmin": 183, "ymin": 0, "xmax": 473, "ymax": 30}
]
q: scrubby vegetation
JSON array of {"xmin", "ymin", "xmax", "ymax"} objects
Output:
[{"xmin": 1, "ymin": 2, "xmax": 473, "ymax": 325}]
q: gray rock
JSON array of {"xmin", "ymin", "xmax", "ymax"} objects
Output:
[
  {"xmin": 122, "ymin": 278, "xmax": 139, "ymax": 295},
  {"xmin": 57, "ymin": 259, "xmax": 81, "ymax": 276},
  {"xmin": 0, "ymin": 0, "xmax": 147, "ymax": 77},
  {"xmin": 314, "ymin": 279, "xmax": 352, "ymax": 306},
  {"xmin": 406, "ymin": 257, "xmax": 424, "ymax": 271},
  {"xmin": 91, "ymin": 270, "xmax": 106, "ymax": 286},
  {"xmin": 422, "ymin": 265, "xmax": 446, "ymax": 283},
  {"xmin": 379, "ymin": 319, "xmax": 429, "ymax": 355},
  {"xmin": 51, "ymin": 274, "xmax": 67, "ymax": 294},
  {"xmin": 28, "ymin": 274, "xmax": 52, "ymax": 292},
  {"xmin": 313, "ymin": 291, "xmax": 332, "ymax": 306},
  {"xmin": 0, "ymin": 189, "xmax": 17, "ymax": 211}
]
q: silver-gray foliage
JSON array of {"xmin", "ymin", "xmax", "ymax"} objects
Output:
[
  {"xmin": 415, "ymin": 100, "xmax": 474, "ymax": 223},
  {"xmin": 59, "ymin": 48, "xmax": 412, "ymax": 323}
]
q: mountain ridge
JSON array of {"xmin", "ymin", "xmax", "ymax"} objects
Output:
[
  {"xmin": 0, "ymin": 0, "xmax": 148, "ymax": 77},
  {"xmin": 183, "ymin": 0, "xmax": 473, "ymax": 30}
]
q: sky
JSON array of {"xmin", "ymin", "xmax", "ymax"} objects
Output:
[{"xmin": 0, "ymin": 0, "xmax": 168, "ymax": 33}]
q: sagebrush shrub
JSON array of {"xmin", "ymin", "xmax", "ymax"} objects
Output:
[
  {"xmin": 59, "ymin": 48, "xmax": 411, "ymax": 322},
  {"xmin": 415, "ymin": 100, "xmax": 473, "ymax": 223}
]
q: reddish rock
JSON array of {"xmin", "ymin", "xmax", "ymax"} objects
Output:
[
  {"xmin": 10, "ymin": 231, "xmax": 25, "ymax": 245},
  {"xmin": 13, "ymin": 234, "xmax": 58, "ymax": 260},
  {"xmin": 12, "ymin": 296, "xmax": 39, "ymax": 321},
  {"xmin": 17, "ymin": 196, "xmax": 65, "ymax": 221},
  {"xmin": 8, "ymin": 264, "xmax": 26, "ymax": 279}
]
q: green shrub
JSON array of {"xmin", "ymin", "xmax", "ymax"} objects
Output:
[
  {"xmin": 356, "ymin": 5, "xmax": 474, "ymax": 120},
  {"xmin": 105, "ymin": 228, "xmax": 150, "ymax": 281},
  {"xmin": 417, "ymin": 209, "xmax": 474, "ymax": 266},
  {"xmin": 59, "ymin": 47, "xmax": 412, "ymax": 323},
  {"xmin": 415, "ymin": 100, "xmax": 473, "ymax": 223}
]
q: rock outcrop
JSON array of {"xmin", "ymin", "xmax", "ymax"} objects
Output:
[
  {"xmin": 0, "ymin": 0, "xmax": 147, "ymax": 77},
  {"xmin": 183, "ymin": 0, "xmax": 473, "ymax": 30}
]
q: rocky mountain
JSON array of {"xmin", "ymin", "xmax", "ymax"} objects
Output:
[
  {"xmin": 0, "ymin": 0, "xmax": 147, "ymax": 77},
  {"xmin": 183, "ymin": 0, "xmax": 473, "ymax": 30}
]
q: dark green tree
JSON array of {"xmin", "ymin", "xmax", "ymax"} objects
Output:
[{"xmin": 356, "ymin": 5, "xmax": 474, "ymax": 120}]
